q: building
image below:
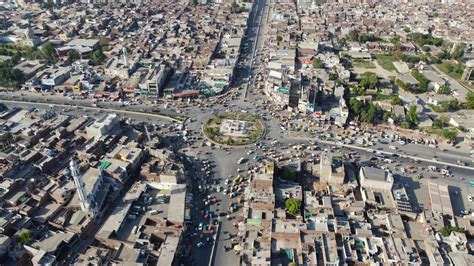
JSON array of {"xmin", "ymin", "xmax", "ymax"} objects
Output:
[
  {"xmin": 319, "ymin": 150, "xmax": 345, "ymax": 186},
  {"xmin": 428, "ymin": 181, "xmax": 453, "ymax": 216},
  {"xmin": 70, "ymin": 161, "xmax": 116, "ymax": 218},
  {"xmin": 85, "ymin": 113, "xmax": 119, "ymax": 140},
  {"xmin": 359, "ymin": 167, "xmax": 393, "ymax": 191}
]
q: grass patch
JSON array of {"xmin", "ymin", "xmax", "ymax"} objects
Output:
[
  {"xmin": 436, "ymin": 61, "xmax": 464, "ymax": 80},
  {"xmin": 374, "ymin": 54, "xmax": 396, "ymax": 71},
  {"xmin": 436, "ymin": 61, "xmax": 474, "ymax": 90},
  {"xmin": 351, "ymin": 60, "xmax": 376, "ymax": 69}
]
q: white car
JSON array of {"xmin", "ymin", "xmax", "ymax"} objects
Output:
[
  {"xmin": 223, "ymin": 189, "xmax": 228, "ymax": 195},
  {"xmin": 216, "ymin": 186, "xmax": 221, "ymax": 192},
  {"xmin": 468, "ymin": 195, "xmax": 473, "ymax": 202},
  {"xmin": 224, "ymin": 179, "xmax": 229, "ymax": 185}
]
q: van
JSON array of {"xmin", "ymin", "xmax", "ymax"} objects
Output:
[{"xmin": 389, "ymin": 145, "xmax": 397, "ymax": 150}]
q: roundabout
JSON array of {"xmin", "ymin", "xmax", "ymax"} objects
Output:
[{"xmin": 203, "ymin": 112, "xmax": 265, "ymax": 146}]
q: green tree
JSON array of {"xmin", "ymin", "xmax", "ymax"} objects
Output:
[
  {"xmin": 41, "ymin": 42, "xmax": 58, "ymax": 64},
  {"xmin": 17, "ymin": 230, "xmax": 33, "ymax": 245},
  {"xmin": 90, "ymin": 49, "xmax": 104, "ymax": 65},
  {"xmin": 403, "ymin": 27, "xmax": 411, "ymax": 33},
  {"xmin": 361, "ymin": 104, "xmax": 379, "ymax": 123},
  {"xmin": 349, "ymin": 98, "xmax": 363, "ymax": 114},
  {"xmin": 67, "ymin": 49, "xmax": 81, "ymax": 63},
  {"xmin": 466, "ymin": 92, "xmax": 474, "ymax": 109},
  {"xmin": 282, "ymin": 167, "xmax": 297, "ymax": 181},
  {"xmin": 359, "ymin": 72, "xmax": 378, "ymax": 89},
  {"xmin": 192, "ymin": 0, "xmax": 198, "ymax": 6},
  {"xmin": 276, "ymin": 35, "xmax": 283, "ymax": 43},
  {"xmin": 312, "ymin": 57, "xmax": 325, "ymax": 68},
  {"xmin": 437, "ymin": 86, "xmax": 451, "ymax": 95},
  {"xmin": 390, "ymin": 95, "xmax": 403, "ymax": 105},
  {"xmin": 337, "ymin": 37, "xmax": 347, "ymax": 48},
  {"xmin": 406, "ymin": 105, "xmax": 419, "ymax": 129},
  {"xmin": 421, "ymin": 46, "xmax": 431, "ymax": 53},
  {"xmin": 231, "ymin": 1, "xmax": 240, "ymax": 13},
  {"xmin": 442, "ymin": 129, "xmax": 457, "ymax": 141},
  {"xmin": 347, "ymin": 30, "xmax": 359, "ymax": 42},
  {"xmin": 383, "ymin": 112, "xmax": 391, "ymax": 122},
  {"xmin": 400, "ymin": 121, "xmax": 410, "ymax": 129},
  {"xmin": 411, "ymin": 69, "xmax": 428, "ymax": 92},
  {"xmin": 451, "ymin": 43, "xmax": 465, "ymax": 60},
  {"xmin": 285, "ymin": 199, "xmax": 300, "ymax": 216},
  {"xmin": 437, "ymin": 50, "xmax": 451, "ymax": 60},
  {"xmin": 432, "ymin": 117, "xmax": 447, "ymax": 128}
]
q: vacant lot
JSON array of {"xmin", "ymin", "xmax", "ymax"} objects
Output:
[
  {"xmin": 351, "ymin": 60, "xmax": 376, "ymax": 69},
  {"xmin": 374, "ymin": 54, "xmax": 397, "ymax": 72}
]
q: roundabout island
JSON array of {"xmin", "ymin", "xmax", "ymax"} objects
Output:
[{"xmin": 203, "ymin": 112, "xmax": 265, "ymax": 146}]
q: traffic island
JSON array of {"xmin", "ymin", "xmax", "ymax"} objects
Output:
[{"xmin": 203, "ymin": 112, "xmax": 265, "ymax": 146}]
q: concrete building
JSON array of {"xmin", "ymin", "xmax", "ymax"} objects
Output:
[
  {"xmin": 359, "ymin": 167, "xmax": 393, "ymax": 191},
  {"xmin": 85, "ymin": 113, "xmax": 119, "ymax": 140}
]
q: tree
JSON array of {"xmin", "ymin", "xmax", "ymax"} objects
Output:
[
  {"xmin": 451, "ymin": 43, "xmax": 465, "ymax": 61},
  {"xmin": 466, "ymin": 92, "xmax": 474, "ymax": 109},
  {"xmin": 390, "ymin": 95, "xmax": 403, "ymax": 105},
  {"xmin": 359, "ymin": 72, "xmax": 378, "ymax": 89},
  {"xmin": 437, "ymin": 50, "xmax": 451, "ymax": 60},
  {"xmin": 361, "ymin": 104, "xmax": 379, "ymax": 123},
  {"xmin": 90, "ymin": 49, "xmax": 104, "ymax": 65},
  {"xmin": 403, "ymin": 27, "xmax": 411, "ymax": 33},
  {"xmin": 231, "ymin": 1, "xmax": 240, "ymax": 13},
  {"xmin": 406, "ymin": 105, "xmax": 419, "ymax": 129},
  {"xmin": 442, "ymin": 129, "xmax": 457, "ymax": 141},
  {"xmin": 282, "ymin": 167, "xmax": 297, "ymax": 181},
  {"xmin": 67, "ymin": 49, "xmax": 81, "ymax": 63},
  {"xmin": 411, "ymin": 69, "xmax": 428, "ymax": 92},
  {"xmin": 437, "ymin": 86, "xmax": 451, "ymax": 95},
  {"xmin": 347, "ymin": 30, "xmax": 359, "ymax": 42},
  {"xmin": 17, "ymin": 230, "xmax": 33, "ymax": 245},
  {"xmin": 337, "ymin": 37, "xmax": 347, "ymax": 48},
  {"xmin": 433, "ymin": 118, "xmax": 447, "ymax": 128},
  {"xmin": 192, "ymin": 0, "xmax": 198, "ymax": 6},
  {"xmin": 349, "ymin": 98, "xmax": 363, "ymax": 114},
  {"xmin": 41, "ymin": 42, "xmax": 58, "ymax": 64},
  {"xmin": 383, "ymin": 112, "xmax": 391, "ymax": 122},
  {"xmin": 285, "ymin": 199, "xmax": 300, "ymax": 216},
  {"xmin": 276, "ymin": 35, "xmax": 283, "ymax": 43},
  {"xmin": 421, "ymin": 46, "xmax": 431, "ymax": 53},
  {"xmin": 312, "ymin": 57, "xmax": 325, "ymax": 68}
]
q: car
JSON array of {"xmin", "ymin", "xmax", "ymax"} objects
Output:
[
  {"xmin": 468, "ymin": 195, "xmax": 473, "ymax": 202},
  {"xmin": 223, "ymin": 189, "xmax": 228, "ymax": 195},
  {"xmin": 224, "ymin": 179, "xmax": 229, "ymax": 185},
  {"xmin": 197, "ymin": 242, "xmax": 204, "ymax": 248},
  {"xmin": 198, "ymin": 222, "xmax": 203, "ymax": 231}
]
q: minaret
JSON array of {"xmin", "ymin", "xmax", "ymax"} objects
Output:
[
  {"xmin": 70, "ymin": 160, "xmax": 91, "ymax": 213},
  {"xmin": 122, "ymin": 46, "xmax": 129, "ymax": 67}
]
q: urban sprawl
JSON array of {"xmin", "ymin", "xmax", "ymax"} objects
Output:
[{"xmin": 0, "ymin": 0, "xmax": 473, "ymax": 265}]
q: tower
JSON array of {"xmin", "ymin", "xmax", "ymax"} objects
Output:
[
  {"xmin": 122, "ymin": 46, "xmax": 129, "ymax": 67},
  {"xmin": 70, "ymin": 160, "xmax": 92, "ymax": 213}
]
